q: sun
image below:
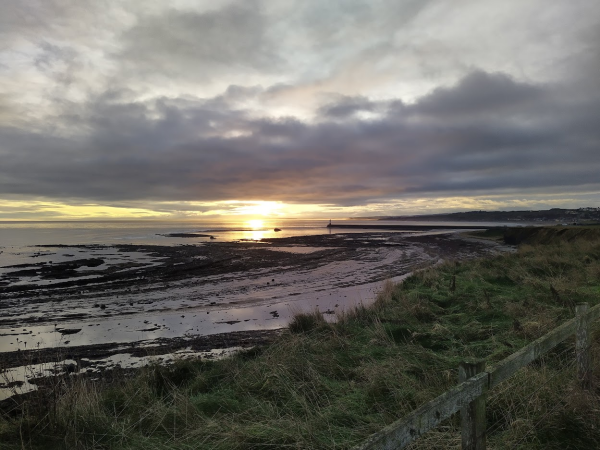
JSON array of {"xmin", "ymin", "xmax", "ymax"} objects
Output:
[{"xmin": 248, "ymin": 219, "xmax": 264, "ymax": 229}]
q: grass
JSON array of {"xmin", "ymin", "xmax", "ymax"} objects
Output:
[{"xmin": 2, "ymin": 231, "xmax": 600, "ymax": 449}]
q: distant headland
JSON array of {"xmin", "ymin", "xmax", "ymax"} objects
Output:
[{"xmin": 360, "ymin": 207, "xmax": 600, "ymax": 225}]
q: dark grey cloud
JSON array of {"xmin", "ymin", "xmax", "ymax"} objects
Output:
[
  {"xmin": 412, "ymin": 71, "xmax": 545, "ymax": 117},
  {"xmin": 1, "ymin": 69, "xmax": 599, "ymax": 208},
  {"xmin": 318, "ymin": 95, "xmax": 378, "ymax": 119}
]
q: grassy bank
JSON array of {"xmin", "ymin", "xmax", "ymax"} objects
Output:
[
  {"xmin": 503, "ymin": 225, "xmax": 600, "ymax": 245},
  {"xmin": 2, "ymin": 230, "xmax": 600, "ymax": 449}
]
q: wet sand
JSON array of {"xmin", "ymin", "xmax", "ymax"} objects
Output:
[{"xmin": 0, "ymin": 231, "xmax": 509, "ymax": 399}]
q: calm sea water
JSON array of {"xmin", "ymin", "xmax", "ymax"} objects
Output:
[
  {"xmin": 0, "ymin": 219, "xmax": 328, "ymax": 246},
  {"xmin": 0, "ymin": 218, "xmax": 522, "ymax": 269},
  {"xmin": 0, "ymin": 219, "xmax": 328, "ymax": 269}
]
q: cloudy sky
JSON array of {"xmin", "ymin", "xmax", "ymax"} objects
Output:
[{"xmin": 1, "ymin": 0, "xmax": 599, "ymax": 220}]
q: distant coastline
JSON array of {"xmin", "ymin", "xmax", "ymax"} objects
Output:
[
  {"xmin": 370, "ymin": 207, "xmax": 600, "ymax": 225},
  {"xmin": 327, "ymin": 223, "xmax": 497, "ymax": 231}
]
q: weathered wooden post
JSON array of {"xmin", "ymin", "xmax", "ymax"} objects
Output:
[
  {"xmin": 459, "ymin": 361, "xmax": 487, "ymax": 450},
  {"xmin": 576, "ymin": 303, "xmax": 591, "ymax": 389}
]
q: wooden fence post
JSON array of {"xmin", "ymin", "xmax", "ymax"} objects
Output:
[
  {"xmin": 576, "ymin": 303, "xmax": 591, "ymax": 389},
  {"xmin": 459, "ymin": 361, "xmax": 487, "ymax": 450}
]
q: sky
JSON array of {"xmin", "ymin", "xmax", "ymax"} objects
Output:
[{"xmin": 1, "ymin": 0, "xmax": 599, "ymax": 220}]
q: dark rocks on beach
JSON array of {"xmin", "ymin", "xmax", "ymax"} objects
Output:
[
  {"xmin": 57, "ymin": 328, "xmax": 81, "ymax": 335},
  {"xmin": 2, "ymin": 380, "xmax": 24, "ymax": 389},
  {"xmin": 274, "ymin": 228, "xmax": 282, "ymax": 232},
  {"xmin": 64, "ymin": 363, "xmax": 78, "ymax": 373},
  {"xmin": 5, "ymin": 258, "xmax": 105, "ymax": 280},
  {"xmin": 137, "ymin": 326, "xmax": 160, "ymax": 332}
]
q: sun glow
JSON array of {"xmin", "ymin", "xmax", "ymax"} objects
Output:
[
  {"xmin": 230, "ymin": 201, "xmax": 283, "ymax": 216},
  {"xmin": 247, "ymin": 219, "xmax": 264, "ymax": 229},
  {"xmin": 4, "ymin": 194, "xmax": 591, "ymax": 222}
]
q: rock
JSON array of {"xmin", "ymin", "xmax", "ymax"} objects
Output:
[
  {"xmin": 64, "ymin": 363, "xmax": 77, "ymax": 373},
  {"xmin": 57, "ymin": 328, "xmax": 82, "ymax": 335},
  {"xmin": 137, "ymin": 326, "xmax": 160, "ymax": 332}
]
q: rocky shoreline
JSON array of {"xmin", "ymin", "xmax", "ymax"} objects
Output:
[{"xmin": 0, "ymin": 230, "xmax": 509, "ymax": 398}]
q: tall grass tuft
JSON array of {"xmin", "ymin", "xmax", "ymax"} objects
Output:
[{"xmin": 288, "ymin": 309, "xmax": 328, "ymax": 334}]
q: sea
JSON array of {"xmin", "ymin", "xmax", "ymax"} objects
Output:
[
  {"xmin": 0, "ymin": 218, "xmax": 521, "ymax": 268},
  {"xmin": 0, "ymin": 217, "xmax": 523, "ymax": 291}
]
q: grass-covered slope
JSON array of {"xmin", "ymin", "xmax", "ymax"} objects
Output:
[
  {"xmin": 503, "ymin": 225, "xmax": 600, "ymax": 245},
  {"xmin": 2, "ymin": 234, "xmax": 600, "ymax": 449}
]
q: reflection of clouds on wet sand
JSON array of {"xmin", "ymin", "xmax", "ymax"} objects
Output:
[{"xmin": 0, "ymin": 275, "xmax": 403, "ymax": 353}]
